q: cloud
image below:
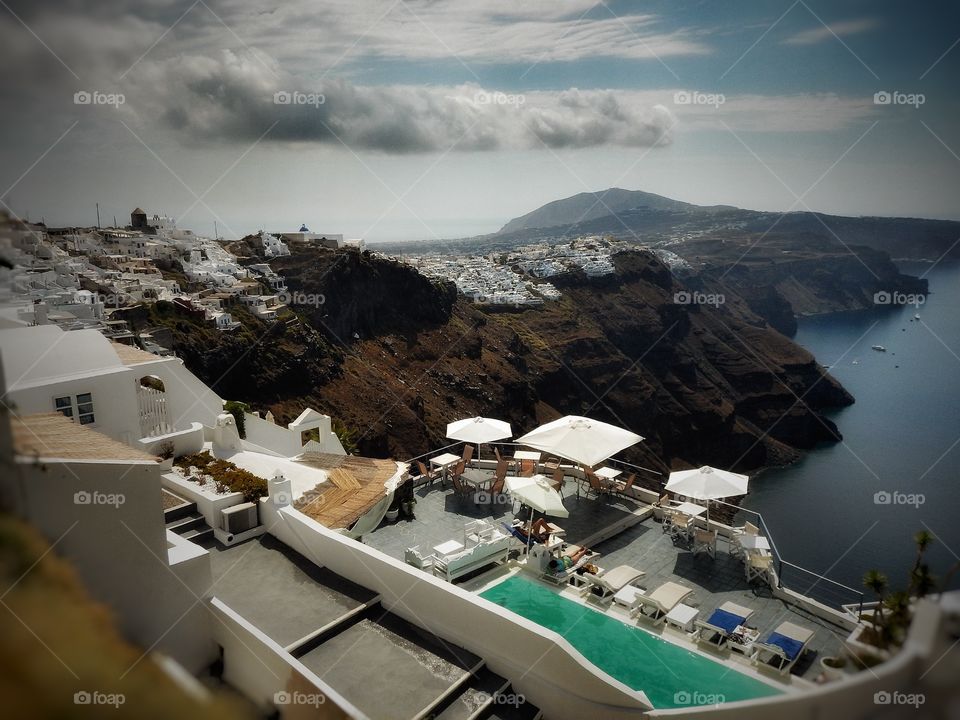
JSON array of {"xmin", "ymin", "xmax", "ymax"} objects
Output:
[
  {"xmin": 124, "ymin": 50, "xmax": 675, "ymax": 152},
  {"xmin": 782, "ymin": 18, "xmax": 879, "ymax": 46}
]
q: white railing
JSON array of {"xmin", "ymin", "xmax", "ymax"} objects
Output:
[{"xmin": 137, "ymin": 383, "xmax": 171, "ymax": 438}]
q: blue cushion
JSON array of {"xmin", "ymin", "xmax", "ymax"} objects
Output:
[
  {"xmin": 766, "ymin": 631, "xmax": 804, "ymax": 660},
  {"xmin": 707, "ymin": 608, "xmax": 745, "ymax": 634}
]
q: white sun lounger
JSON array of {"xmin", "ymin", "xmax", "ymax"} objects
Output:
[
  {"xmin": 580, "ymin": 565, "xmax": 646, "ymax": 603},
  {"xmin": 751, "ymin": 621, "xmax": 815, "ymax": 675},
  {"xmin": 630, "ymin": 581, "xmax": 694, "ymax": 623},
  {"xmin": 694, "ymin": 601, "xmax": 755, "ymax": 648}
]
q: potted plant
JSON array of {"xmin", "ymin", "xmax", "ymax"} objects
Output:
[{"xmin": 819, "ymin": 654, "xmax": 848, "ymax": 681}]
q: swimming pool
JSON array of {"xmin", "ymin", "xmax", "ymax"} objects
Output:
[{"xmin": 480, "ymin": 575, "xmax": 782, "ymax": 709}]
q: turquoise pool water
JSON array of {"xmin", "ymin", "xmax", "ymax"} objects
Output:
[{"xmin": 480, "ymin": 576, "xmax": 782, "ymax": 709}]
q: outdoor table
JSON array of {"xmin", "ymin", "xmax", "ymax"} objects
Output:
[
  {"xmin": 613, "ymin": 585, "xmax": 645, "ymax": 611},
  {"xmin": 433, "ymin": 539, "xmax": 463, "ymax": 558},
  {"xmin": 739, "ymin": 535, "xmax": 771, "ymax": 551},
  {"xmin": 664, "ymin": 603, "xmax": 699, "ymax": 633},
  {"xmin": 673, "ymin": 501, "xmax": 707, "ymax": 518},
  {"xmin": 513, "ymin": 450, "xmax": 541, "ymax": 474},
  {"xmin": 595, "ymin": 466, "xmax": 622, "ymax": 480},
  {"xmin": 728, "ymin": 625, "xmax": 760, "ymax": 655},
  {"xmin": 430, "ymin": 452, "xmax": 461, "ymax": 484},
  {"xmin": 461, "ymin": 468, "xmax": 489, "ymax": 490}
]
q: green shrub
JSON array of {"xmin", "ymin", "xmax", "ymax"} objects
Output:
[
  {"xmin": 174, "ymin": 451, "xmax": 267, "ymax": 503},
  {"xmin": 223, "ymin": 400, "xmax": 250, "ymax": 438}
]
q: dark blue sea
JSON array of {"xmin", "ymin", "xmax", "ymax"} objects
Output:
[{"xmin": 742, "ymin": 261, "xmax": 960, "ymax": 599}]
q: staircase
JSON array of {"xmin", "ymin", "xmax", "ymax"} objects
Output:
[
  {"xmin": 164, "ymin": 500, "xmax": 214, "ymax": 544},
  {"xmin": 286, "ymin": 601, "xmax": 541, "ymax": 720}
]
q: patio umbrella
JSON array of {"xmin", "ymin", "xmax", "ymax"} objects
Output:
[
  {"xmin": 505, "ymin": 474, "xmax": 569, "ymax": 553},
  {"xmin": 664, "ymin": 466, "xmax": 749, "ymax": 524},
  {"xmin": 446, "ymin": 416, "xmax": 512, "ymax": 460},
  {"xmin": 514, "ymin": 415, "xmax": 644, "ymax": 468}
]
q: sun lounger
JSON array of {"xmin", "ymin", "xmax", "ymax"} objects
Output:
[
  {"xmin": 751, "ymin": 621, "xmax": 815, "ymax": 674},
  {"xmin": 694, "ymin": 601, "xmax": 755, "ymax": 648},
  {"xmin": 631, "ymin": 581, "xmax": 694, "ymax": 622},
  {"xmin": 581, "ymin": 565, "xmax": 646, "ymax": 603}
]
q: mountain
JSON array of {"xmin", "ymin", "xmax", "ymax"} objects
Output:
[
  {"xmin": 123, "ymin": 245, "xmax": 853, "ymax": 479},
  {"xmin": 493, "ymin": 188, "xmax": 960, "ymax": 262}
]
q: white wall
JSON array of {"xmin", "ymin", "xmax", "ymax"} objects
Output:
[
  {"xmin": 261, "ymin": 501, "xmax": 651, "ymax": 719},
  {"xmin": 7, "ymin": 457, "xmax": 216, "ymax": 673},
  {"xmin": 130, "ymin": 358, "xmax": 223, "ymax": 432},
  {"xmin": 6, "ymin": 368, "xmax": 141, "ymax": 445}
]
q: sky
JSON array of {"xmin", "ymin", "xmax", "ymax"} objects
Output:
[{"xmin": 0, "ymin": 0, "xmax": 958, "ymax": 241}]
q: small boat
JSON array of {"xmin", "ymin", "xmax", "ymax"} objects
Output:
[
  {"xmin": 871, "ymin": 345, "xmax": 886, "ymax": 352},
  {"xmin": 914, "ymin": 314, "xmax": 921, "ymax": 320}
]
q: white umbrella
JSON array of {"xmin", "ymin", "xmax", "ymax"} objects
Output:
[
  {"xmin": 446, "ymin": 416, "xmax": 512, "ymax": 461},
  {"xmin": 514, "ymin": 415, "xmax": 644, "ymax": 468},
  {"xmin": 664, "ymin": 466, "xmax": 749, "ymax": 524},
  {"xmin": 446, "ymin": 416, "xmax": 512, "ymax": 444},
  {"xmin": 505, "ymin": 474, "xmax": 569, "ymax": 554},
  {"xmin": 505, "ymin": 475, "xmax": 569, "ymax": 518}
]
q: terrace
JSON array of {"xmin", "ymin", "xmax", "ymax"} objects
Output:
[{"xmin": 363, "ymin": 445, "xmax": 861, "ymax": 684}]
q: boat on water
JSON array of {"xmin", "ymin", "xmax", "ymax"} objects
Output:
[{"xmin": 872, "ymin": 345, "xmax": 887, "ymax": 351}]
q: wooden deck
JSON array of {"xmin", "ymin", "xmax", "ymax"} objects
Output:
[{"xmin": 293, "ymin": 453, "xmax": 400, "ymax": 529}]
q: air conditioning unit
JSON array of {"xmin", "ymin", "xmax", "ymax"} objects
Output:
[{"xmin": 221, "ymin": 502, "xmax": 258, "ymax": 534}]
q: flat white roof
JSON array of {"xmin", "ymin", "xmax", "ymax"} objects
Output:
[{"xmin": 0, "ymin": 325, "xmax": 124, "ymax": 390}]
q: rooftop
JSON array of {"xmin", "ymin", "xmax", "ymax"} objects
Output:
[
  {"xmin": 12, "ymin": 412, "xmax": 158, "ymax": 462},
  {"xmin": 111, "ymin": 341, "xmax": 161, "ymax": 366},
  {"xmin": 294, "ymin": 452, "xmax": 402, "ymax": 529},
  {"xmin": 363, "ymin": 472, "xmax": 848, "ymax": 682}
]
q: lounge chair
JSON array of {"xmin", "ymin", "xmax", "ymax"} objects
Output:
[
  {"xmin": 752, "ymin": 621, "xmax": 815, "ymax": 674},
  {"xmin": 538, "ymin": 543, "xmax": 599, "ymax": 585},
  {"xmin": 631, "ymin": 581, "xmax": 694, "ymax": 623},
  {"xmin": 694, "ymin": 601, "xmax": 755, "ymax": 648},
  {"xmin": 580, "ymin": 565, "xmax": 646, "ymax": 603}
]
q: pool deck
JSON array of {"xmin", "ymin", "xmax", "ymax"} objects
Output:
[{"xmin": 363, "ymin": 478, "xmax": 849, "ymax": 682}]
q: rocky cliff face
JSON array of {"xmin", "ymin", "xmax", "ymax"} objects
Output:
[{"xmin": 146, "ymin": 246, "xmax": 852, "ymax": 478}]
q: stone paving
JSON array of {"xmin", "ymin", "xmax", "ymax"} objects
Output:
[{"xmin": 363, "ymin": 476, "xmax": 851, "ymax": 681}]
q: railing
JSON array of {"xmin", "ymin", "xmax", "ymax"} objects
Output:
[{"xmin": 404, "ymin": 440, "xmax": 864, "ymax": 614}]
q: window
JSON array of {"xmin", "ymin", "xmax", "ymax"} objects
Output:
[
  {"xmin": 53, "ymin": 393, "xmax": 95, "ymax": 425},
  {"xmin": 76, "ymin": 393, "xmax": 95, "ymax": 425},
  {"xmin": 54, "ymin": 396, "xmax": 73, "ymax": 418}
]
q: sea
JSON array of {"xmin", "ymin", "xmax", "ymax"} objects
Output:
[{"xmin": 741, "ymin": 261, "xmax": 960, "ymax": 599}]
